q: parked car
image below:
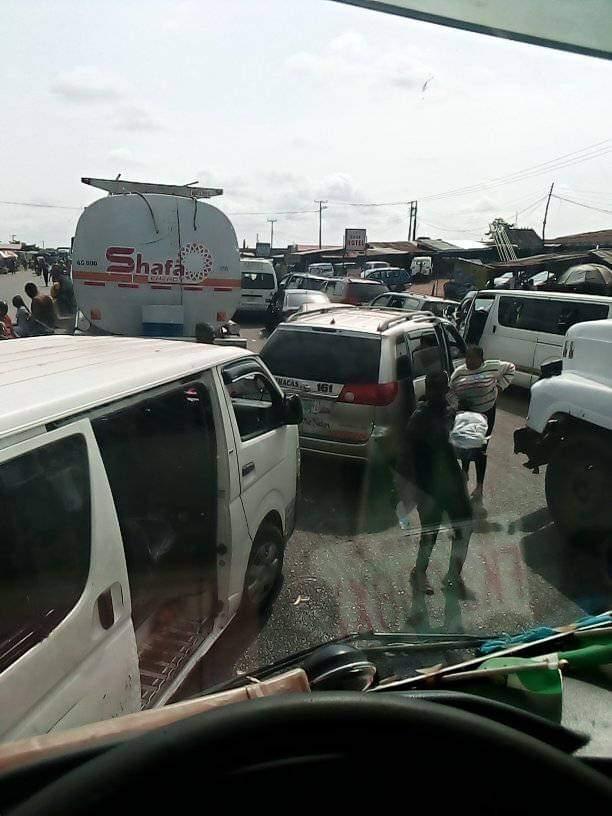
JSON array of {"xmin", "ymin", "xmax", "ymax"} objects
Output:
[
  {"xmin": 461, "ymin": 288, "xmax": 612, "ymax": 388},
  {"xmin": 370, "ymin": 292, "xmax": 459, "ymax": 319},
  {"xmin": 239, "ymin": 258, "xmax": 277, "ymax": 313},
  {"xmin": 362, "ymin": 260, "xmax": 390, "ymax": 275},
  {"xmin": 493, "ymin": 272, "xmax": 515, "ymax": 289},
  {"xmin": 307, "ymin": 262, "xmax": 335, "ymax": 278},
  {"xmin": 364, "ymin": 266, "xmax": 412, "ymax": 292},
  {"xmin": 334, "ymin": 262, "xmax": 359, "ymax": 276},
  {"xmin": 265, "ymin": 288, "xmax": 330, "ymax": 332},
  {"xmin": 0, "ymin": 336, "xmax": 301, "ymax": 740},
  {"xmin": 261, "ymin": 305, "xmax": 465, "ymax": 462},
  {"xmin": 278, "ymin": 273, "xmax": 328, "ymax": 293},
  {"xmin": 540, "ymin": 263, "xmax": 612, "ymax": 296},
  {"xmin": 322, "ymin": 277, "xmax": 388, "ymax": 304}
]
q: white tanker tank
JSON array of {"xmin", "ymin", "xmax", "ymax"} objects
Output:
[{"xmin": 72, "ymin": 177, "xmax": 241, "ymax": 337}]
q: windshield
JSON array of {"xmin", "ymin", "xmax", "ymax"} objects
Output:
[
  {"xmin": 348, "ymin": 281, "xmax": 386, "ymax": 302},
  {"xmin": 284, "ymin": 291, "xmax": 328, "ymax": 309},
  {"xmin": 242, "ymin": 272, "xmax": 275, "ymax": 289},
  {"xmin": 1, "ymin": 0, "xmax": 611, "ymax": 757},
  {"xmin": 397, "ymin": 296, "xmax": 423, "ymax": 310}
]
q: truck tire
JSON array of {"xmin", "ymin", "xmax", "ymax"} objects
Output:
[
  {"xmin": 545, "ymin": 432, "xmax": 612, "ymax": 539},
  {"xmin": 243, "ymin": 522, "xmax": 285, "ymax": 611}
]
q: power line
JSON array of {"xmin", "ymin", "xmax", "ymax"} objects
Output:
[
  {"xmin": 0, "ymin": 199, "xmax": 82, "ymax": 211},
  {"xmin": 552, "ymin": 194, "xmax": 612, "ymax": 216},
  {"xmin": 226, "ymin": 208, "xmax": 317, "ymax": 216},
  {"xmin": 422, "ymin": 140, "xmax": 612, "ymax": 203},
  {"xmin": 325, "ymin": 139, "xmax": 612, "ymax": 209}
]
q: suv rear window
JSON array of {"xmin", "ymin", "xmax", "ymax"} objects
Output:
[
  {"xmin": 262, "ymin": 329, "xmax": 381, "ymax": 384},
  {"xmin": 347, "ymin": 282, "xmax": 385, "ymax": 303}
]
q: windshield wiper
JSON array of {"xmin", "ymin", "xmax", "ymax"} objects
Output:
[{"xmin": 188, "ymin": 629, "xmax": 496, "ymax": 698}]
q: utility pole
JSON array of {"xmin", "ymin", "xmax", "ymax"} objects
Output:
[
  {"xmin": 315, "ymin": 200, "xmax": 328, "ymax": 248},
  {"xmin": 267, "ymin": 218, "xmax": 277, "ymax": 249},
  {"xmin": 407, "ymin": 200, "xmax": 418, "ymax": 241},
  {"xmin": 541, "ymin": 182, "xmax": 555, "ymax": 247}
]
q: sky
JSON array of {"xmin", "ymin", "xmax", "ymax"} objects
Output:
[{"xmin": 1, "ymin": 0, "xmax": 611, "ymax": 248}]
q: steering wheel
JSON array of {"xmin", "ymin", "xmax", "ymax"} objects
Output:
[{"xmin": 12, "ymin": 693, "xmax": 611, "ymax": 814}]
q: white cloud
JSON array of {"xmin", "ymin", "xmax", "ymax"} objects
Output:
[
  {"xmin": 112, "ymin": 105, "xmax": 164, "ymax": 133},
  {"xmin": 285, "ymin": 31, "xmax": 432, "ymax": 98},
  {"xmin": 50, "ymin": 66, "xmax": 126, "ymax": 102}
]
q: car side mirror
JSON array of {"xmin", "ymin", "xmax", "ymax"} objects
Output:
[{"xmin": 283, "ymin": 393, "xmax": 303, "ymax": 425}]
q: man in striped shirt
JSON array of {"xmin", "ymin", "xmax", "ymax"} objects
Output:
[{"xmin": 450, "ymin": 346, "xmax": 515, "ymax": 503}]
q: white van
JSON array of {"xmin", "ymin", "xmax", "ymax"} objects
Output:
[
  {"xmin": 410, "ymin": 256, "xmax": 433, "ymax": 278},
  {"xmin": 462, "ymin": 289, "xmax": 612, "ymax": 388},
  {"xmin": 0, "ymin": 336, "xmax": 300, "ymax": 741},
  {"xmin": 239, "ymin": 258, "xmax": 277, "ymax": 313},
  {"xmin": 307, "ymin": 262, "xmax": 334, "ymax": 278}
]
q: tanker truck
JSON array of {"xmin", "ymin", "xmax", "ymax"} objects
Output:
[{"xmin": 72, "ymin": 177, "xmax": 241, "ymax": 338}]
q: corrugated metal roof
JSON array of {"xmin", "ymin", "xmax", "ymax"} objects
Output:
[
  {"xmin": 417, "ymin": 239, "xmax": 461, "ymax": 252},
  {"xmin": 368, "ymin": 241, "xmax": 421, "ymax": 252},
  {"xmin": 450, "ymin": 239, "xmax": 489, "ymax": 250},
  {"xmin": 590, "ymin": 249, "xmax": 612, "ymax": 267},
  {"xmin": 550, "ymin": 229, "xmax": 612, "ymax": 247},
  {"xmin": 0, "ymin": 336, "xmax": 248, "ymax": 440},
  {"xmin": 490, "ymin": 251, "xmax": 587, "ymax": 270}
]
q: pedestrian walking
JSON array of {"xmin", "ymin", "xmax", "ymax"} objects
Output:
[
  {"xmin": 25, "ymin": 282, "xmax": 56, "ymax": 333},
  {"xmin": 38, "ymin": 257, "xmax": 50, "ymax": 287},
  {"xmin": 12, "ymin": 296, "xmax": 32, "ymax": 337},
  {"xmin": 396, "ymin": 371, "xmax": 473, "ymax": 596},
  {"xmin": 449, "ymin": 345, "xmax": 515, "ymax": 503}
]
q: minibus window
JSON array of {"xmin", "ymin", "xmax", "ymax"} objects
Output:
[
  {"xmin": 93, "ymin": 386, "xmax": 217, "ymax": 629},
  {"xmin": 0, "ymin": 436, "xmax": 90, "ymax": 672},
  {"xmin": 465, "ymin": 295, "xmax": 494, "ymax": 343}
]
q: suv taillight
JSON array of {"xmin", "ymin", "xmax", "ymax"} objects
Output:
[{"xmin": 338, "ymin": 382, "xmax": 398, "ymax": 406}]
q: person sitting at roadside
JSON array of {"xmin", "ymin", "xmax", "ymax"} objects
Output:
[
  {"xmin": 0, "ymin": 301, "xmax": 15, "ymax": 339},
  {"xmin": 12, "ymin": 296, "xmax": 33, "ymax": 338},
  {"xmin": 24, "ymin": 282, "xmax": 56, "ymax": 333}
]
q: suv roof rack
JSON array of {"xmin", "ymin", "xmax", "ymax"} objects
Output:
[
  {"xmin": 285, "ymin": 305, "xmax": 356, "ymax": 322},
  {"xmin": 375, "ymin": 311, "xmax": 437, "ymax": 332}
]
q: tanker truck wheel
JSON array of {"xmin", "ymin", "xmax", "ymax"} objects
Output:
[{"xmin": 545, "ymin": 432, "xmax": 612, "ymax": 541}]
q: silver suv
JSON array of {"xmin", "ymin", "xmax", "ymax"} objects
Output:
[{"xmin": 261, "ymin": 305, "xmax": 466, "ymax": 462}]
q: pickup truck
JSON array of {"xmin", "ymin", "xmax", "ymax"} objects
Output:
[{"xmin": 514, "ymin": 319, "xmax": 612, "ymax": 539}]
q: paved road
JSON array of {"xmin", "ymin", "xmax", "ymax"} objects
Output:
[{"xmin": 184, "ymin": 316, "xmax": 612, "ymax": 693}]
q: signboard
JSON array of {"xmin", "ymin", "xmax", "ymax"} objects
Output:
[
  {"xmin": 255, "ymin": 242, "xmax": 271, "ymax": 258},
  {"xmin": 344, "ymin": 228, "xmax": 367, "ymax": 252}
]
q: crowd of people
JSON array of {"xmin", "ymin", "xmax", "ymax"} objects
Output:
[{"xmin": 0, "ymin": 262, "xmax": 77, "ymax": 339}]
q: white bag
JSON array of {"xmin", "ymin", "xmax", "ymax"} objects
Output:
[{"xmin": 451, "ymin": 411, "xmax": 488, "ymax": 450}]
